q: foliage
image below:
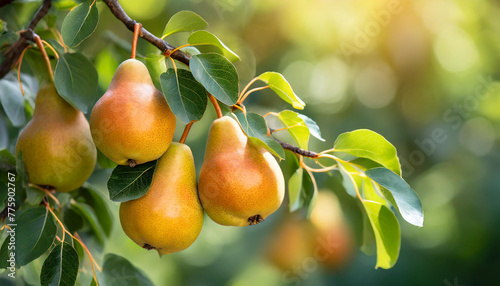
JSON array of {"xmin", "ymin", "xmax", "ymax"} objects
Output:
[{"xmin": 0, "ymin": 2, "xmax": 427, "ymax": 285}]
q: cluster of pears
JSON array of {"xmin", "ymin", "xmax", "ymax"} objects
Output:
[
  {"xmin": 16, "ymin": 81, "xmax": 97, "ymax": 193},
  {"xmin": 89, "ymin": 59, "xmax": 285, "ymax": 255}
]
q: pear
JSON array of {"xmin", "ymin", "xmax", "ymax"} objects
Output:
[
  {"xmin": 265, "ymin": 217, "xmax": 314, "ymax": 271},
  {"xmin": 119, "ymin": 142, "xmax": 204, "ymax": 255},
  {"xmin": 90, "ymin": 59, "xmax": 176, "ymax": 166},
  {"xmin": 198, "ymin": 116, "xmax": 285, "ymax": 226},
  {"xmin": 15, "ymin": 82, "xmax": 97, "ymax": 192},
  {"xmin": 310, "ymin": 191, "xmax": 354, "ymax": 270}
]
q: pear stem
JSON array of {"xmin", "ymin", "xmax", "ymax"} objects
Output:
[
  {"xmin": 33, "ymin": 34, "xmax": 53, "ymax": 81},
  {"xmin": 209, "ymin": 93, "xmax": 223, "ymax": 118},
  {"xmin": 131, "ymin": 23, "xmax": 142, "ymax": 59},
  {"xmin": 16, "ymin": 46, "xmax": 30, "ymax": 96},
  {"xmin": 179, "ymin": 120, "xmax": 196, "ymax": 144}
]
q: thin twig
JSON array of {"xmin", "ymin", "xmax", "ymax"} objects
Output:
[
  {"xmin": 102, "ymin": 0, "xmax": 191, "ymax": 66},
  {"xmin": 29, "ymin": 183, "xmax": 61, "ymax": 207},
  {"xmin": 273, "ymin": 137, "xmax": 318, "ymax": 158},
  {"xmin": 44, "ymin": 202, "xmax": 101, "ymax": 283},
  {"xmin": 1, "ymin": 0, "xmax": 318, "ymax": 168},
  {"xmin": 237, "ymin": 85, "xmax": 269, "ymax": 104},
  {"xmin": 0, "ymin": 0, "xmax": 52, "ymax": 78}
]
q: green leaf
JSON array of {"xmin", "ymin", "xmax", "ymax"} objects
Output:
[
  {"xmin": 40, "ymin": 242, "xmax": 79, "ymax": 286},
  {"xmin": 288, "ymin": 168, "xmax": 303, "ymax": 212},
  {"xmin": 233, "ymin": 111, "xmax": 285, "ymax": 159},
  {"xmin": 361, "ymin": 176, "xmax": 389, "ymax": 206},
  {"xmin": 97, "ymin": 150, "xmax": 117, "ymax": 169},
  {"xmin": 365, "ymin": 167, "xmax": 424, "ymax": 227},
  {"xmin": 16, "ymin": 151, "xmax": 28, "ymax": 190},
  {"xmin": 47, "ymin": 39, "xmax": 67, "ymax": 55},
  {"xmin": 362, "ymin": 201, "xmax": 400, "ymax": 269},
  {"xmin": 162, "ymin": 10, "xmax": 208, "ymax": 38},
  {"xmin": 54, "ymin": 52, "xmax": 98, "ymax": 113},
  {"xmin": 160, "ymin": 68, "xmax": 207, "ymax": 124},
  {"xmin": 70, "ymin": 201, "xmax": 106, "ymax": 244},
  {"xmin": 277, "ymin": 110, "xmax": 310, "ymax": 150},
  {"xmin": 0, "ymin": 75, "xmax": 26, "ymax": 127},
  {"xmin": 302, "ymin": 169, "xmax": 317, "ymax": 217},
  {"xmin": 61, "ymin": 1, "xmax": 99, "ymax": 47},
  {"xmin": 297, "ymin": 114, "xmax": 325, "ymax": 142},
  {"xmin": 180, "ymin": 46, "xmax": 201, "ymax": 56},
  {"xmin": 145, "ymin": 53, "xmax": 167, "ymax": 90},
  {"xmin": 53, "ymin": 0, "xmax": 80, "ymax": 10},
  {"xmin": 333, "ymin": 129, "xmax": 401, "ymax": 175},
  {"xmin": 62, "ymin": 206, "xmax": 84, "ymax": 234},
  {"xmin": 190, "ymin": 53, "xmax": 239, "ymax": 106},
  {"xmin": 0, "ymin": 19, "xmax": 6, "ymax": 33},
  {"xmin": 360, "ymin": 211, "xmax": 376, "ymax": 256},
  {"xmin": 107, "ymin": 161, "xmax": 156, "ymax": 202},
  {"xmin": 257, "ymin": 72, "xmax": 305, "ymax": 110},
  {"xmin": 0, "ymin": 149, "xmax": 16, "ymax": 171},
  {"xmin": 84, "ymin": 187, "xmax": 114, "ymax": 237},
  {"xmin": 188, "ymin": 30, "xmax": 239, "ymax": 62},
  {"xmin": 336, "ymin": 160, "xmax": 361, "ymax": 198},
  {"xmin": 102, "ymin": 254, "xmax": 154, "ymax": 286},
  {"xmin": 0, "ymin": 206, "xmax": 57, "ymax": 268},
  {"xmin": 26, "ymin": 186, "xmax": 45, "ymax": 205}
]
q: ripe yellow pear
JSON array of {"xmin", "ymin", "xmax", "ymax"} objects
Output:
[
  {"xmin": 15, "ymin": 82, "xmax": 97, "ymax": 192},
  {"xmin": 119, "ymin": 142, "xmax": 204, "ymax": 255},
  {"xmin": 90, "ymin": 59, "xmax": 176, "ymax": 166},
  {"xmin": 198, "ymin": 116, "xmax": 285, "ymax": 226}
]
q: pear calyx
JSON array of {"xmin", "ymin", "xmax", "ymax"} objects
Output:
[
  {"xmin": 248, "ymin": 215, "xmax": 264, "ymax": 226},
  {"xmin": 143, "ymin": 244, "xmax": 155, "ymax": 250},
  {"xmin": 128, "ymin": 159, "xmax": 137, "ymax": 168}
]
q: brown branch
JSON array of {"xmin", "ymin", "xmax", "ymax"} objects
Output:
[
  {"xmin": 0, "ymin": 0, "xmax": 15, "ymax": 9},
  {"xmin": 0, "ymin": 0, "xmax": 192, "ymax": 80},
  {"xmin": 102, "ymin": 0, "xmax": 191, "ymax": 66},
  {"xmin": 273, "ymin": 137, "xmax": 318, "ymax": 158},
  {"xmin": 0, "ymin": 0, "xmax": 52, "ymax": 78},
  {"xmin": 1, "ymin": 0, "xmax": 315, "ymax": 162}
]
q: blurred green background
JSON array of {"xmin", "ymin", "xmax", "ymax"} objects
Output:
[{"xmin": 2, "ymin": 0, "xmax": 500, "ymax": 285}]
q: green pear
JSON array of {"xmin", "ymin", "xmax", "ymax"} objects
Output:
[
  {"xmin": 198, "ymin": 116, "xmax": 285, "ymax": 226},
  {"xmin": 119, "ymin": 142, "xmax": 204, "ymax": 255},
  {"xmin": 90, "ymin": 59, "xmax": 176, "ymax": 166},
  {"xmin": 15, "ymin": 82, "xmax": 97, "ymax": 192}
]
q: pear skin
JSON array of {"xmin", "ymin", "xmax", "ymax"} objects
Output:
[
  {"xmin": 90, "ymin": 59, "xmax": 176, "ymax": 166},
  {"xmin": 119, "ymin": 142, "xmax": 204, "ymax": 255},
  {"xmin": 198, "ymin": 116, "xmax": 285, "ymax": 226},
  {"xmin": 15, "ymin": 82, "xmax": 97, "ymax": 192}
]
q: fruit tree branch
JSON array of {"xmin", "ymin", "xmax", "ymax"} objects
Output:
[
  {"xmin": 0, "ymin": 0, "xmax": 317, "ymax": 161},
  {"xmin": 0, "ymin": 0, "xmax": 15, "ymax": 9},
  {"xmin": 102, "ymin": 0, "xmax": 191, "ymax": 66},
  {"xmin": 0, "ymin": 0, "xmax": 192, "ymax": 80},
  {"xmin": 273, "ymin": 137, "xmax": 318, "ymax": 158},
  {"xmin": 0, "ymin": 0, "xmax": 52, "ymax": 79}
]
